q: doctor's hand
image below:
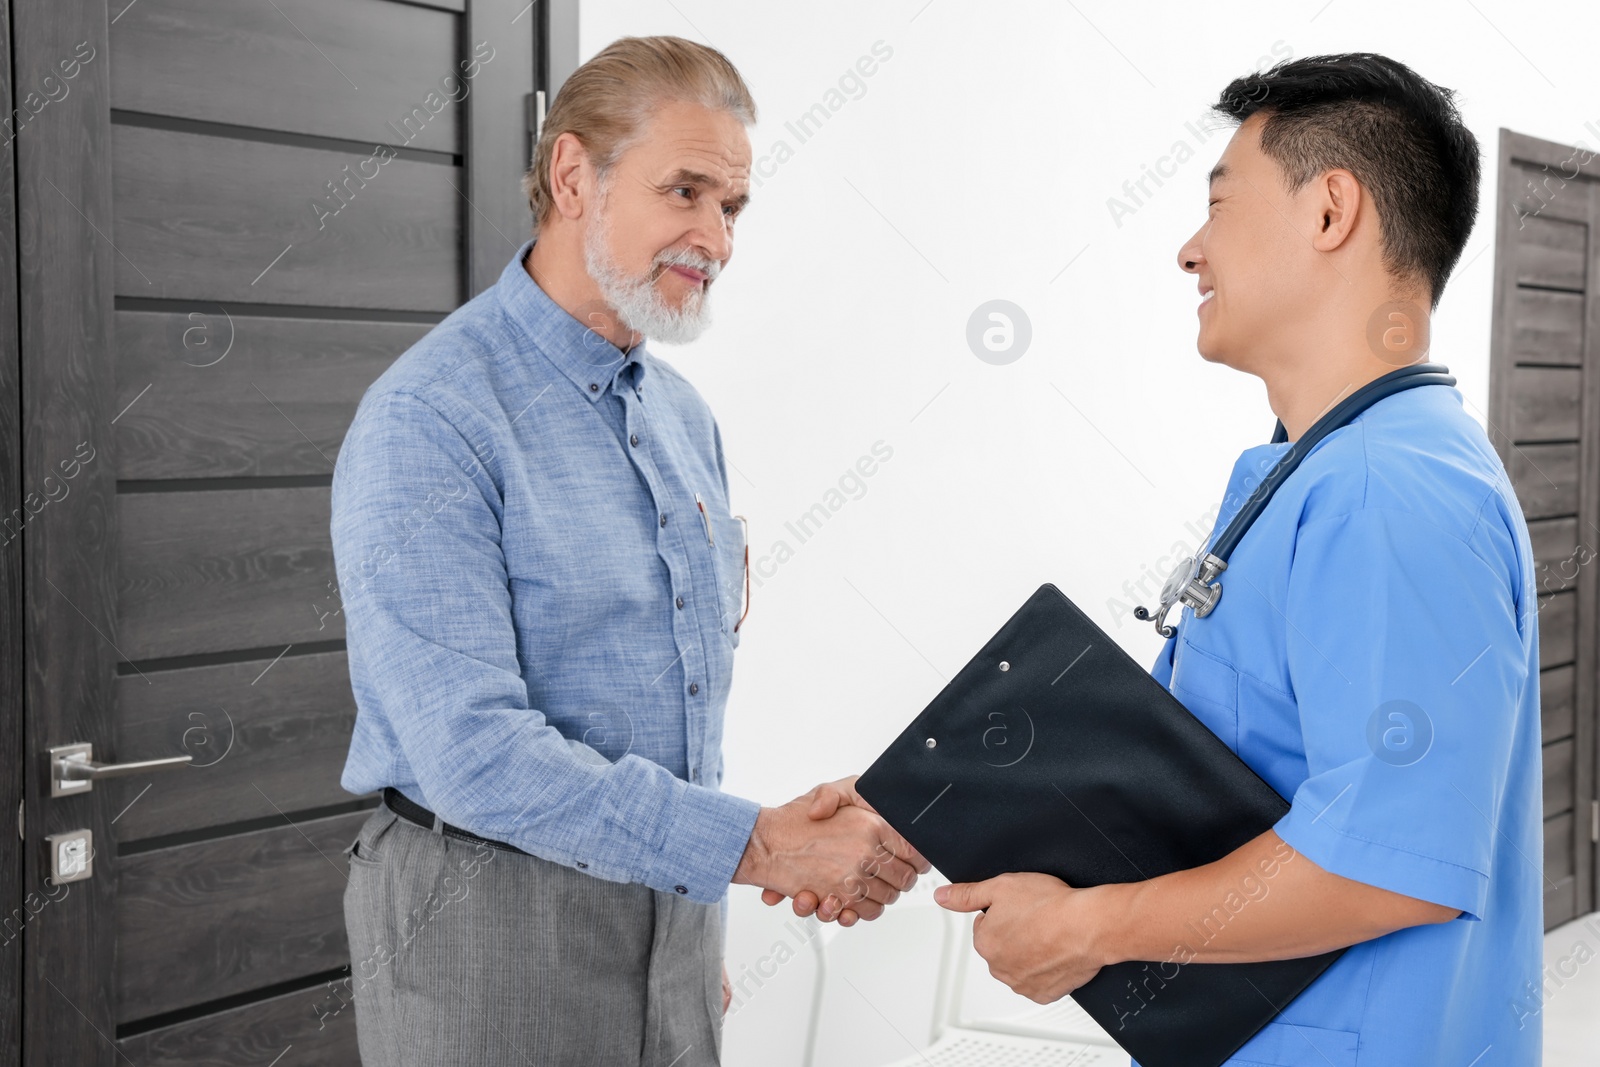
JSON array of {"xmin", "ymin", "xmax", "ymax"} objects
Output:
[
  {"xmin": 934, "ymin": 872, "xmax": 1112, "ymax": 1004},
  {"xmin": 757, "ymin": 776, "xmax": 930, "ymax": 924},
  {"xmin": 734, "ymin": 778, "xmax": 924, "ymax": 926}
]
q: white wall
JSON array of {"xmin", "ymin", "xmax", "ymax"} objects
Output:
[{"xmin": 573, "ymin": 3, "xmax": 1600, "ymax": 1063}]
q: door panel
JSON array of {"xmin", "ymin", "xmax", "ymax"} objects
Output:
[
  {"xmin": 1514, "ymin": 214, "xmax": 1587, "ymax": 289},
  {"xmin": 111, "ymin": 123, "xmax": 464, "ymax": 310},
  {"xmin": 117, "ymin": 487, "xmax": 342, "ymax": 661},
  {"xmin": 108, "ymin": 651, "xmax": 358, "ymax": 841},
  {"xmin": 116, "ymin": 811, "xmax": 368, "ymax": 1022},
  {"xmin": 1510, "ymin": 442, "xmax": 1580, "ymax": 519},
  {"xmin": 17, "ymin": 1, "xmax": 541, "ymax": 1062},
  {"xmin": 1507, "ymin": 366, "xmax": 1582, "ymax": 441},
  {"xmin": 111, "ymin": 0, "xmax": 465, "ymax": 153},
  {"xmin": 1512, "ymin": 287, "xmax": 1585, "ymax": 366},
  {"xmin": 115, "ymin": 313, "xmax": 433, "ymax": 479},
  {"xmin": 118, "ymin": 985, "xmax": 361, "ymax": 1067},
  {"xmin": 1489, "ymin": 128, "xmax": 1600, "ymax": 930}
]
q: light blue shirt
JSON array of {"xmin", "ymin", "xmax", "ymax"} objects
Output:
[
  {"xmin": 331, "ymin": 240, "xmax": 759, "ymax": 904},
  {"xmin": 1147, "ymin": 383, "xmax": 1543, "ymax": 1065}
]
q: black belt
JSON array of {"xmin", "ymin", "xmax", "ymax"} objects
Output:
[{"xmin": 382, "ymin": 786, "xmax": 530, "ymax": 856}]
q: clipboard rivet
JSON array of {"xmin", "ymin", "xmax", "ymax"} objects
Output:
[
  {"xmin": 998, "ymin": 661, "xmax": 1010, "ymax": 672},
  {"xmin": 924, "ymin": 737, "xmax": 937, "ymax": 749}
]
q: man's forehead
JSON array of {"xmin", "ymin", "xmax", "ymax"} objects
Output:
[
  {"xmin": 1209, "ymin": 117, "xmax": 1265, "ymax": 185},
  {"xmin": 628, "ymin": 102, "xmax": 752, "ymax": 182},
  {"xmin": 651, "ymin": 134, "xmax": 752, "ymax": 180}
]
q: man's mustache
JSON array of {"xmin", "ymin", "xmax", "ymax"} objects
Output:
[{"xmin": 649, "ymin": 246, "xmax": 721, "ymax": 285}]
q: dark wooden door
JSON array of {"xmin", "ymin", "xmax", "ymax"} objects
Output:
[
  {"xmin": 1488, "ymin": 127, "xmax": 1600, "ymax": 931},
  {"xmin": 12, "ymin": 1, "xmax": 543, "ymax": 1062}
]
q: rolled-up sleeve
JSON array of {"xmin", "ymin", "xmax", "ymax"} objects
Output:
[
  {"xmin": 331, "ymin": 391, "xmax": 759, "ymax": 903},
  {"xmin": 1271, "ymin": 506, "xmax": 1527, "ymax": 922}
]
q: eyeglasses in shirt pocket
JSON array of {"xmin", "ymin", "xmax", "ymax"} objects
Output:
[{"xmin": 704, "ymin": 509, "xmax": 748, "ymax": 647}]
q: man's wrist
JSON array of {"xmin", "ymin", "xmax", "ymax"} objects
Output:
[
  {"xmin": 1083, "ymin": 880, "xmax": 1142, "ymax": 968},
  {"xmin": 732, "ymin": 806, "xmax": 774, "ymax": 887}
]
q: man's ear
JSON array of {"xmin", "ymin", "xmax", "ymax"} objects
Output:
[
  {"xmin": 1310, "ymin": 168, "xmax": 1362, "ymax": 253},
  {"xmin": 547, "ymin": 131, "xmax": 594, "ymax": 222}
]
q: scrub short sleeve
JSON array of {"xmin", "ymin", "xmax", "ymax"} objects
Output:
[{"xmin": 1273, "ymin": 507, "xmax": 1528, "ymax": 922}]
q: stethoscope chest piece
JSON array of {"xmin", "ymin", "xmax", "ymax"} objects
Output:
[
  {"xmin": 1135, "ymin": 552, "xmax": 1227, "ymax": 638},
  {"xmin": 1130, "ymin": 362, "xmax": 1456, "ymax": 640}
]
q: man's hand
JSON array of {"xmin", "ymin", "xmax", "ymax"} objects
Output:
[
  {"xmin": 721, "ymin": 963, "xmax": 731, "ymax": 1014},
  {"xmin": 734, "ymin": 776, "xmax": 925, "ymax": 926},
  {"xmin": 930, "ymin": 830, "xmax": 1464, "ymax": 1005},
  {"xmin": 934, "ymin": 873, "xmax": 1110, "ymax": 1004},
  {"xmin": 756, "ymin": 776, "xmax": 930, "ymax": 925}
]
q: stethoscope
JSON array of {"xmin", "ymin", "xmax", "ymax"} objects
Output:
[{"xmin": 1134, "ymin": 362, "xmax": 1457, "ymax": 638}]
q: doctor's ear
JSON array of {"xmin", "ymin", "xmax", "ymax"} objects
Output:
[{"xmin": 1310, "ymin": 168, "xmax": 1363, "ymax": 252}]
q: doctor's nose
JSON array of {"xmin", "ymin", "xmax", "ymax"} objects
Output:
[{"xmin": 1177, "ymin": 229, "xmax": 1205, "ymax": 275}]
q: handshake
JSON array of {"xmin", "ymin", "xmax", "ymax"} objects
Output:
[{"xmin": 732, "ymin": 775, "xmax": 930, "ymax": 926}]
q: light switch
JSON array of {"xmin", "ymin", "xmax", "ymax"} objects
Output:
[{"xmin": 46, "ymin": 829, "xmax": 93, "ymax": 885}]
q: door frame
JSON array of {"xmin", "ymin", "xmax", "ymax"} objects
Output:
[
  {"xmin": 13, "ymin": 1, "xmax": 118, "ymax": 1063},
  {"xmin": 2, "ymin": 0, "xmax": 26, "ymax": 1063}
]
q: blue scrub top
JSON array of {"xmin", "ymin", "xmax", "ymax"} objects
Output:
[{"xmin": 1145, "ymin": 383, "xmax": 1544, "ymax": 1066}]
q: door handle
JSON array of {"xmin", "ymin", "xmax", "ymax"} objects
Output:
[{"xmin": 49, "ymin": 742, "xmax": 193, "ymax": 797}]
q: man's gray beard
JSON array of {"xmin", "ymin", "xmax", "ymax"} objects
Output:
[{"xmin": 583, "ymin": 204, "xmax": 718, "ymax": 346}]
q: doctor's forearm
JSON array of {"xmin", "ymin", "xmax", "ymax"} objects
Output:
[{"xmin": 1093, "ymin": 829, "xmax": 1461, "ymax": 966}]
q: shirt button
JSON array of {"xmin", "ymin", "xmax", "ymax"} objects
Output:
[
  {"xmin": 688, "ymin": 682, "xmax": 699, "ymax": 695},
  {"xmin": 674, "ymin": 885, "xmax": 688, "ymax": 895},
  {"xmin": 660, "ymin": 513, "xmax": 668, "ymax": 527},
  {"xmin": 576, "ymin": 861, "xmax": 588, "ymax": 869},
  {"xmin": 630, "ymin": 433, "xmax": 639, "ymax": 447},
  {"xmin": 676, "ymin": 596, "xmax": 685, "ymax": 609},
  {"xmin": 589, "ymin": 383, "xmax": 599, "ymax": 392}
]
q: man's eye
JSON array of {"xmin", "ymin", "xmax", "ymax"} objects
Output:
[
  {"xmin": 722, "ymin": 203, "xmax": 740, "ymax": 218},
  {"xmin": 672, "ymin": 186, "xmax": 694, "ymax": 200}
]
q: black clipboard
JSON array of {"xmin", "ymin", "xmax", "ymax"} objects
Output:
[{"xmin": 856, "ymin": 584, "xmax": 1343, "ymax": 1067}]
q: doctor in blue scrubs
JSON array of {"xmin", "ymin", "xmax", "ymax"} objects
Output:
[{"xmin": 932, "ymin": 54, "xmax": 1545, "ymax": 1065}]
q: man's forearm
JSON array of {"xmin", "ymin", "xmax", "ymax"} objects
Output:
[{"xmin": 1094, "ymin": 829, "xmax": 1461, "ymax": 967}]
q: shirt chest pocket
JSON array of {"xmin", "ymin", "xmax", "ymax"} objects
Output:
[
  {"xmin": 702, "ymin": 508, "xmax": 746, "ymax": 647},
  {"xmin": 1170, "ymin": 634, "xmax": 1241, "ymax": 753}
]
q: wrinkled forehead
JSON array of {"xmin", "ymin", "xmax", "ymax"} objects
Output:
[{"xmin": 624, "ymin": 101, "xmax": 753, "ymax": 188}]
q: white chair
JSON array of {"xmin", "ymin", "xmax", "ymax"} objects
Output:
[
  {"xmin": 800, "ymin": 879, "xmax": 1128, "ymax": 1067},
  {"xmin": 873, "ymin": 909, "xmax": 1127, "ymax": 1067}
]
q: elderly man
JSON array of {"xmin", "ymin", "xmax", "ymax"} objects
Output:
[{"xmin": 332, "ymin": 36, "xmax": 924, "ymax": 1067}]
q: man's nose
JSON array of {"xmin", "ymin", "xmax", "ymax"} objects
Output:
[
  {"xmin": 696, "ymin": 215, "xmax": 733, "ymax": 265},
  {"xmin": 1177, "ymin": 229, "xmax": 1204, "ymax": 274}
]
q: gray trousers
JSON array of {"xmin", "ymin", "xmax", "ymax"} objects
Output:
[{"xmin": 342, "ymin": 801, "xmax": 725, "ymax": 1066}]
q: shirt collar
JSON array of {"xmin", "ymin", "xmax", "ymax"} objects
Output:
[{"xmin": 496, "ymin": 238, "xmax": 649, "ymax": 403}]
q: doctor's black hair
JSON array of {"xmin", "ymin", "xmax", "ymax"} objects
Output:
[{"xmin": 1211, "ymin": 53, "xmax": 1480, "ymax": 311}]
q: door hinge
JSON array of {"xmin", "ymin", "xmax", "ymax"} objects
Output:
[
  {"xmin": 527, "ymin": 90, "xmax": 547, "ymax": 149},
  {"xmin": 1592, "ymin": 800, "xmax": 1599, "ymax": 844}
]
